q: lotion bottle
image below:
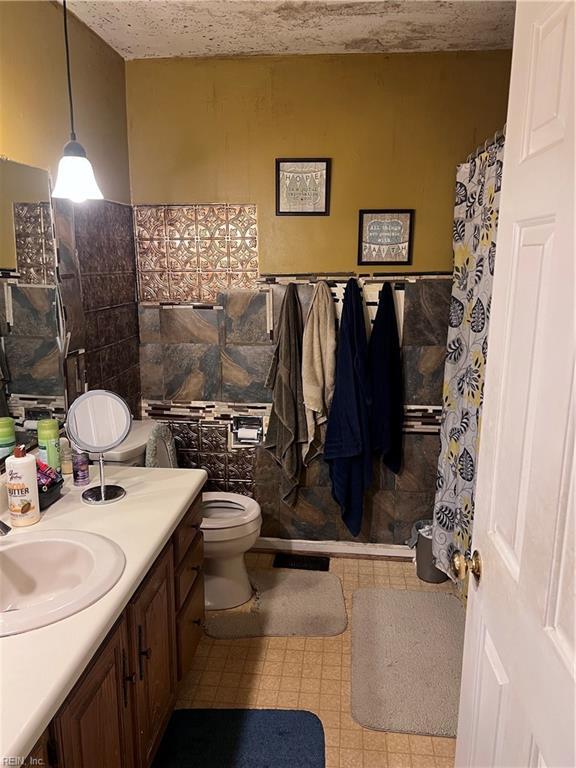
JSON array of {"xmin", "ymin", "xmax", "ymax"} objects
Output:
[{"xmin": 6, "ymin": 445, "xmax": 40, "ymax": 527}]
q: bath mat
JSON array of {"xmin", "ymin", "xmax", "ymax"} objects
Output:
[
  {"xmin": 205, "ymin": 569, "xmax": 347, "ymax": 638},
  {"xmin": 351, "ymin": 589, "xmax": 465, "ymax": 736},
  {"xmin": 273, "ymin": 553, "xmax": 330, "ymax": 571},
  {"xmin": 153, "ymin": 709, "xmax": 325, "ymax": 768}
]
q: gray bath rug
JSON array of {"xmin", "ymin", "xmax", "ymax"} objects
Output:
[
  {"xmin": 205, "ymin": 570, "xmax": 347, "ymax": 638},
  {"xmin": 351, "ymin": 589, "xmax": 465, "ymax": 737}
]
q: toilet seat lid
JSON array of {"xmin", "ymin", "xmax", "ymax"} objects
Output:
[{"xmin": 201, "ymin": 491, "xmax": 261, "ymax": 529}]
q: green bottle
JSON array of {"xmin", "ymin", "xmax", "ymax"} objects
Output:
[
  {"xmin": 37, "ymin": 419, "xmax": 61, "ymax": 472},
  {"xmin": 0, "ymin": 417, "xmax": 16, "ymax": 460}
]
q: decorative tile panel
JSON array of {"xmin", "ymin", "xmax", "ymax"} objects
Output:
[
  {"xmin": 134, "ymin": 204, "xmax": 259, "ymax": 303},
  {"xmin": 13, "ymin": 202, "xmax": 55, "ymax": 286}
]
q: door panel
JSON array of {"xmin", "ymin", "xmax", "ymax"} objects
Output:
[{"xmin": 456, "ymin": 2, "xmax": 574, "ymax": 766}]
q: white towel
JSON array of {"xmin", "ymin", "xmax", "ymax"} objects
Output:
[{"xmin": 301, "ymin": 281, "xmax": 337, "ymax": 465}]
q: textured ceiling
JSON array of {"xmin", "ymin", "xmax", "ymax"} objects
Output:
[{"xmin": 69, "ymin": 0, "xmax": 515, "ymax": 60}]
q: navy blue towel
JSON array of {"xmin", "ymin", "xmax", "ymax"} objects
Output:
[
  {"xmin": 368, "ymin": 283, "xmax": 404, "ymax": 473},
  {"xmin": 324, "ymin": 278, "xmax": 372, "ymax": 536}
]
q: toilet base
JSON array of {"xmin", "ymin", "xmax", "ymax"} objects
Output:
[{"xmin": 204, "ymin": 553, "xmax": 254, "ymax": 610}]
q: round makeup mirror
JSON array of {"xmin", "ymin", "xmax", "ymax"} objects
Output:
[{"xmin": 66, "ymin": 390, "xmax": 132, "ymax": 505}]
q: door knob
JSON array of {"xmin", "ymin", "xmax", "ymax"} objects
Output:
[{"xmin": 451, "ymin": 550, "xmax": 482, "ymax": 583}]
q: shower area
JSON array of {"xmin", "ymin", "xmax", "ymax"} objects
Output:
[{"xmin": 52, "ymin": 134, "xmax": 505, "ymax": 560}]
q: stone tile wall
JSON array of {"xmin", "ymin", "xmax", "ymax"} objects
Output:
[
  {"xmin": 2, "ymin": 285, "xmax": 64, "ymax": 398},
  {"xmin": 139, "ymin": 289, "xmax": 273, "ymax": 404},
  {"xmin": 141, "ymin": 277, "xmax": 452, "ymax": 546},
  {"xmin": 54, "ymin": 200, "xmax": 141, "ymax": 414}
]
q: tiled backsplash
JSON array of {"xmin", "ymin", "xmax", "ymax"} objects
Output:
[
  {"xmin": 134, "ymin": 204, "xmax": 259, "ymax": 303},
  {"xmin": 13, "ymin": 203, "xmax": 56, "ymax": 285},
  {"xmin": 169, "ymin": 419, "xmax": 255, "ymax": 495}
]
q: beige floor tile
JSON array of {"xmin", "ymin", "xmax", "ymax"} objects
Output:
[
  {"xmin": 320, "ymin": 694, "xmax": 341, "ymax": 711},
  {"xmin": 301, "ymin": 677, "xmax": 322, "ymax": 693},
  {"xmin": 410, "ymin": 755, "xmax": 436, "ymax": 768},
  {"xmin": 340, "ymin": 748, "xmax": 364, "ymax": 767},
  {"xmin": 364, "ymin": 749, "xmax": 388, "ymax": 767},
  {"xmin": 196, "ymin": 685, "xmax": 218, "ymax": 701},
  {"xmin": 363, "ymin": 731, "xmax": 388, "ymax": 751},
  {"xmin": 320, "ymin": 709, "xmax": 342, "ymax": 728},
  {"xmin": 321, "ymin": 678, "xmax": 343, "ymax": 695},
  {"xmin": 256, "ymin": 690, "xmax": 279, "ymax": 706},
  {"xmin": 387, "ymin": 734, "xmax": 411, "ymax": 754},
  {"xmin": 283, "ymin": 661, "xmax": 305, "ymax": 677},
  {"xmin": 286, "ymin": 637, "xmax": 307, "ymax": 649},
  {"xmin": 434, "ymin": 758, "xmax": 454, "ymax": 768},
  {"xmin": 280, "ymin": 675, "xmax": 302, "ymax": 691},
  {"xmin": 325, "ymin": 727, "xmax": 341, "ymax": 747},
  {"xmin": 265, "ymin": 649, "xmax": 285, "ymax": 662},
  {"xmin": 276, "ymin": 690, "xmax": 300, "ymax": 708},
  {"xmin": 388, "ymin": 754, "xmax": 412, "ymax": 768},
  {"xmin": 299, "ymin": 692, "xmax": 321, "ymax": 711},
  {"xmin": 341, "ymin": 729, "xmax": 363, "ymax": 750},
  {"xmin": 284, "ymin": 649, "xmax": 305, "ymax": 663},
  {"xmin": 432, "ymin": 739, "xmax": 455, "ymax": 757},
  {"xmin": 260, "ymin": 675, "xmax": 281, "ymax": 691},
  {"xmin": 326, "ymin": 746, "xmax": 341, "ymax": 767},
  {"xmin": 409, "ymin": 736, "xmax": 435, "ymax": 756},
  {"xmin": 262, "ymin": 661, "xmax": 283, "ymax": 676}
]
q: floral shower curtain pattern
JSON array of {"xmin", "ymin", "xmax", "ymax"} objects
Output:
[{"xmin": 432, "ymin": 135, "xmax": 505, "ymax": 579}]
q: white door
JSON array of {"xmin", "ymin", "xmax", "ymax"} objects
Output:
[{"xmin": 455, "ymin": 1, "xmax": 575, "ymax": 767}]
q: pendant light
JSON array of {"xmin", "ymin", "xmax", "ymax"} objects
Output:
[{"xmin": 52, "ymin": 0, "xmax": 103, "ymax": 203}]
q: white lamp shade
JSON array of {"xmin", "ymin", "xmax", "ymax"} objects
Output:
[{"xmin": 52, "ymin": 155, "xmax": 103, "ymax": 203}]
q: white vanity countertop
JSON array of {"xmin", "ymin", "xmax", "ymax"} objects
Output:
[{"xmin": 0, "ymin": 465, "xmax": 207, "ymax": 761}]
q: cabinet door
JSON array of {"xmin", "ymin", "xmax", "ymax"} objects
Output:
[
  {"xmin": 54, "ymin": 617, "xmax": 134, "ymax": 768},
  {"xmin": 129, "ymin": 543, "xmax": 176, "ymax": 767},
  {"xmin": 177, "ymin": 572, "xmax": 205, "ymax": 681}
]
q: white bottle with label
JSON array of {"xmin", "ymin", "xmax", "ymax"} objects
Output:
[{"xmin": 6, "ymin": 445, "xmax": 40, "ymax": 527}]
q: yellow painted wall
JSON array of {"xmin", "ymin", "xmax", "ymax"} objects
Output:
[
  {"xmin": 126, "ymin": 52, "xmax": 511, "ymax": 274},
  {"xmin": 0, "ymin": 1, "xmax": 130, "ymax": 203}
]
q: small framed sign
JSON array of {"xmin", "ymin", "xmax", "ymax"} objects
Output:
[
  {"xmin": 275, "ymin": 158, "xmax": 331, "ymax": 216},
  {"xmin": 357, "ymin": 209, "xmax": 414, "ymax": 265}
]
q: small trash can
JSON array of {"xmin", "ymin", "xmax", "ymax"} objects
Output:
[{"xmin": 407, "ymin": 520, "xmax": 449, "ymax": 584}]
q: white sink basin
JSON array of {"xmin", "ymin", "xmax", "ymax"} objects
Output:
[{"xmin": 0, "ymin": 530, "xmax": 126, "ymax": 637}]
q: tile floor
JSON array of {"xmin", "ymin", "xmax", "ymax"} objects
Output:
[{"xmin": 176, "ymin": 553, "xmax": 458, "ymax": 768}]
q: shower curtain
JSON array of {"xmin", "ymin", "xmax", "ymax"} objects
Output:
[{"xmin": 432, "ymin": 134, "xmax": 505, "ymax": 579}]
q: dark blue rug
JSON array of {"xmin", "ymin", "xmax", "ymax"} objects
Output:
[{"xmin": 153, "ymin": 709, "xmax": 325, "ymax": 768}]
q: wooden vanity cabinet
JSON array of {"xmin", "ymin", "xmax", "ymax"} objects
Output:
[
  {"xmin": 128, "ymin": 543, "xmax": 176, "ymax": 767},
  {"xmin": 52, "ymin": 616, "xmax": 134, "ymax": 768},
  {"xmin": 40, "ymin": 494, "xmax": 205, "ymax": 768}
]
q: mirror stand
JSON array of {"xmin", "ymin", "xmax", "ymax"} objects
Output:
[{"xmin": 82, "ymin": 453, "xmax": 126, "ymax": 505}]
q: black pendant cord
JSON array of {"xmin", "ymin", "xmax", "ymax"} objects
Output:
[{"xmin": 62, "ymin": 0, "xmax": 76, "ymax": 142}]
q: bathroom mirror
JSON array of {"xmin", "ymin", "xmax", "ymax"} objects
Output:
[
  {"xmin": 0, "ymin": 158, "xmax": 65, "ymax": 443},
  {"xmin": 66, "ymin": 390, "xmax": 132, "ymax": 505}
]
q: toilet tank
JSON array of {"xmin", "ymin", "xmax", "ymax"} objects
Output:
[{"xmin": 89, "ymin": 420, "xmax": 157, "ymax": 467}]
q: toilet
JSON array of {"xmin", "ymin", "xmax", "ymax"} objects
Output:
[
  {"xmin": 200, "ymin": 492, "xmax": 262, "ymax": 610},
  {"xmin": 101, "ymin": 421, "xmax": 262, "ymax": 611},
  {"xmin": 92, "ymin": 419, "xmax": 158, "ymax": 467}
]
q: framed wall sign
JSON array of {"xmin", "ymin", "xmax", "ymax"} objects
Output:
[
  {"xmin": 275, "ymin": 158, "xmax": 331, "ymax": 216},
  {"xmin": 358, "ymin": 209, "xmax": 414, "ymax": 265}
]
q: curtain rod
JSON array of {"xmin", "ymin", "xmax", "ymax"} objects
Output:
[{"xmin": 466, "ymin": 124, "xmax": 506, "ymax": 163}]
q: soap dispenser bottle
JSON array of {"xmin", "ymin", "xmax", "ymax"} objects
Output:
[{"xmin": 6, "ymin": 445, "xmax": 40, "ymax": 527}]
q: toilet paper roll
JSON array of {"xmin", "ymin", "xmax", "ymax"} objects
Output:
[{"xmin": 237, "ymin": 427, "xmax": 260, "ymax": 442}]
